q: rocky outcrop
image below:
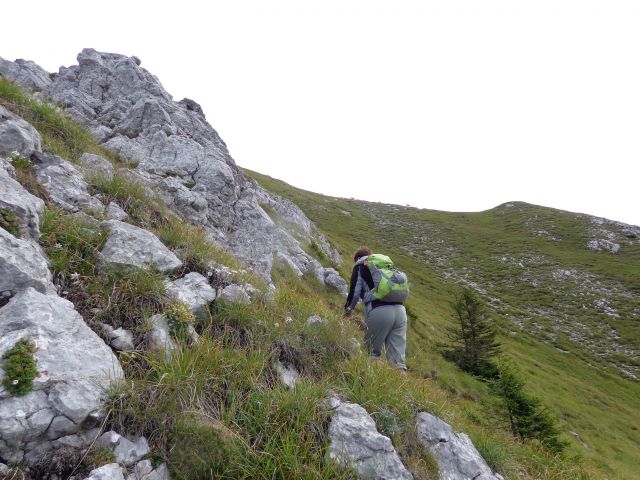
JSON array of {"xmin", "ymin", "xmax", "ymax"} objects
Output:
[
  {"xmin": 416, "ymin": 412, "xmax": 503, "ymax": 480},
  {"xmin": 0, "ymin": 158, "xmax": 45, "ymax": 240},
  {"xmin": 3, "ymin": 49, "xmax": 344, "ymax": 290},
  {"xmin": 32, "ymin": 151, "xmax": 104, "ymax": 212},
  {"xmin": 0, "ymin": 288, "xmax": 123, "ymax": 464},
  {"xmin": 0, "ymin": 228, "xmax": 53, "ymax": 296},
  {"xmin": 100, "ymin": 220, "xmax": 182, "ymax": 273},
  {"xmin": 326, "ymin": 395, "xmax": 413, "ymax": 480},
  {"xmin": 0, "ymin": 106, "xmax": 42, "ymax": 157},
  {"xmin": 0, "ymin": 57, "xmax": 52, "ymax": 91}
]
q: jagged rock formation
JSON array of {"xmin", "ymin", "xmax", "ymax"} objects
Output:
[
  {"xmin": 416, "ymin": 412, "xmax": 503, "ymax": 480},
  {"xmin": 326, "ymin": 395, "xmax": 413, "ymax": 479},
  {"xmin": 0, "ymin": 49, "xmax": 345, "ymax": 291}
]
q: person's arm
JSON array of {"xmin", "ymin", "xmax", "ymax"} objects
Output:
[
  {"xmin": 345, "ymin": 266, "xmax": 365, "ymax": 315},
  {"xmin": 344, "ymin": 265, "xmax": 359, "ymax": 311}
]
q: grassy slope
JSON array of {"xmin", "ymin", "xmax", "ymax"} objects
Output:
[
  {"xmin": 0, "ymin": 78, "xmax": 610, "ymax": 479},
  {"xmin": 244, "ymin": 168, "xmax": 640, "ymax": 479}
]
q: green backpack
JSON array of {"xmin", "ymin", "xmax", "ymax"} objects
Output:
[{"xmin": 364, "ymin": 254, "xmax": 410, "ymax": 303}]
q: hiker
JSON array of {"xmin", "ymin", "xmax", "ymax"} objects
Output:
[{"xmin": 344, "ymin": 247, "xmax": 409, "ymax": 370}]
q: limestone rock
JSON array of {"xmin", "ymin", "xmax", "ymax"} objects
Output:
[
  {"xmin": 0, "ymin": 228, "xmax": 53, "ymax": 296},
  {"xmin": 133, "ymin": 460, "xmax": 170, "ymax": 480},
  {"xmin": 165, "ymin": 272, "xmax": 216, "ymax": 320},
  {"xmin": 100, "ymin": 220, "xmax": 182, "ymax": 273},
  {"xmin": 106, "ymin": 202, "xmax": 129, "ymax": 220},
  {"xmin": 323, "ymin": 268, "xmax": 348, "ymax": 296},
  {"xmin": 147, "ymin": 314, "xmax": 176, "ymax": 357},
  {"xmin": 83, "ymin": 463, "xmax": 126, "ymax": 480},
  {"xmin": 100, "ymin": 323, "xmax": 135, "ymax": 352},
  {"xmin": 220, "ymin": 284, "xmax": 251, "ymax": 305},
  {"xmin": 96, "ymin": 431, "xmax": 149, "ymax": 467},
  {"xmin": 80, "ymin": 152, "xmax": 114, "ymax": 180},
  {"xmin": 0, "ymin": 57, "xmax": 52, "ymax": 91},
  {"xmin": 587, "ymin": 238, "xmax": 620, "ymax": 254},
  {"xmin": 416, "ymin": 412, "xmax": 503, "ymax": 480},
  {"xmin": 306, "ymin": 315, "xmax": 328, "ymax": 327},
  {"xmin": 36, "ymin": 49, "xmax": 341, "ymax": 283},
  {"xmin": 0, "ymin": 163, "xmax": 45, "ymax": 240},
  {"xmin": 0, "ymin": 106, "xmax": 42, "ymax": 157},
  {"xmin": 327, "ymin": 396, "xmax": 413, "ymax": 479},
  {"xmin": 0, "ymin": 288, "xmax": 123, "ymax": 464},
  {"xmin": 274, "ymin": 361, "xmax": 300, "ymax": 389},
  {"xmin": 31, "ymin": 151, "xmax": 103, "ymax": 212}
]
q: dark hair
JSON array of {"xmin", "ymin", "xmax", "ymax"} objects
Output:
[{"xmin": 354, "ymin": 246, "xmax": 372, "ymax": 262}]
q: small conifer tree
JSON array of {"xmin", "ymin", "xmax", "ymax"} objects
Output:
[
  {"xmin": 442, "ymin": 287, "xmax": 500, "ymax": 378},
  {"xmin": 492, "ymin": 361, "xmax": 567, "ymax": 453}
]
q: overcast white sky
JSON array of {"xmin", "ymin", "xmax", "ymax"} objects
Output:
[{"xmin": 4, "ymin": 1, "xmax": 640, "ymax": 225}]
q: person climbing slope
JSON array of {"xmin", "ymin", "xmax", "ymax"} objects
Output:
[{"xmin": 344, "ymin": 246, "xmax": 410, "ymax": 370}]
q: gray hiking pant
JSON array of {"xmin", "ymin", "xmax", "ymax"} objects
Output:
[{"xmin": 364, "ymin": 304, "xmax": 407, "ymax": 370}]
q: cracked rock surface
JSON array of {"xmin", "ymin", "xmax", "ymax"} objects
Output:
[
  {"xmin": 0, "ymin": 288, "xmax": 123, "ymax": 464},
  {"xmin": 416, "ymin": 412, "xmax": 503, "ymax": 480},
  {"xmin": 327, "ymin": 395, "xmax": 413, "ymax": 480},
  {"xmin": 100, "ymin": 220, "xmax": 182, "ymax": 273},
  {"xmin": 3, "ymin": 48, "xmax": 345, "ymax": 291}
]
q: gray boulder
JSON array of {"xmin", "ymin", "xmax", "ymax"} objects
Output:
[
  {"xmin": 323, "ymin": 268, "xmax": 348, "ymax": 295},
  {"xmin": 96, "ymin": 431, "xmax": 149, "ymax": 467},
  {"xmin": 100, "ymin": 323, "xmax": 135, "ymax": 352},
  {"xmin": 133, "ymin": 460, "xmax": 170, "ymax": 480},
  {"xmin": 326, "ymin": 395, "xmax": 413, "ymax": 479},
  {"xmin": 220, "ymin": 284, "xmax": 251, "ymax": 305},
  {"xmin": 165, "ymin": 272, "xmax": 215, "ymax": 320},
  {"xmin": 106, "ymin": 202, "xmax": 128, "ymax": 220},
  {"xmin": 80, "ymin": 152, "xmax": 114, "ymax": 180},
  {"xmin": 83, "ymin": 463, "xmax": 126, "ymax": 480},
  {"xmin": 0, "ymin": 228, "xmax": 53, "ymax": 296},
  {"xmin": 0, "ymin": 288, "xmax": 123, "ymax": 464},
  {"xmin": 0, "ymin": 106, "xmax": 42, "ymax": 157},
  {"xmin": 416, "ymin": 412, "xmax": 503, "ymax": 480},
  {"xmin": 31, "ymin": 151, "xmax": 104, "ymax": 212},
  {"xmin": 100, "ymin": 220, "xmax": 182, "ymax": 273},
  {"xmin": 0, "ymin": 164, "xmax": 45, "ymax": 239},
  {"xmin": 147, "ymin": 314, "xmax": 176, "ymax": 358},
  {"xmin": 0, "ymin": 57, "xmax": 52, "ymax": 91}
]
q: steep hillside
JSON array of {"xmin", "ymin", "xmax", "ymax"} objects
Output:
[
  {"xmin": 0, "ymin": 49, "xmax": 628, "ymax": 480},
  {"xmin": 244, "ymin": 169, "xmax": 640, "ymax": 479}
]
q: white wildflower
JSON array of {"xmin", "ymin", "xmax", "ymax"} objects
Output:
[
  {"xmin": 12, "ymin": 379, "xmax": 19, "ymax": 385},
  {"xmin": 285, "ymin": 316, "xmax": 293, "ymax": 325},
  {"xmin": 274, "ymin": 322, "xmax": 280, "ymax": 328},
  {"xmin": 53, "ymin": 243, "xmax": 63, "ymax": 249}
]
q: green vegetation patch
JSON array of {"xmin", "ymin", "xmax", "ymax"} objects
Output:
[
  {"xmin": 0, "ymin": 207, "xmax": 21, "ymax": 237},
  {"xmin": 165, "ymin": 302, "xmax": 196, "ymax": 342},
  {"xmin": 2, "ymin": 339, "xmax": 38, "ymax": 396}
]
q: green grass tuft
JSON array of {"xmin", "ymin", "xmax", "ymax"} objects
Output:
[
  {"xmin": 2, "ymin": 339, "xmax": 38, "ymax": 396},
  {"xmin": 0, "ymin": 207, "xmax": 21, "ymax": 237}
]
